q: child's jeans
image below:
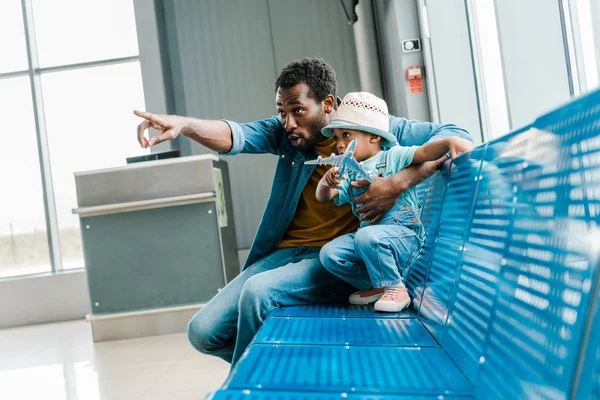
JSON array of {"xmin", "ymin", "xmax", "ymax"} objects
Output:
[{"xmin": 320, "ymin": 223, "xmax": 422, "ymax": 290}]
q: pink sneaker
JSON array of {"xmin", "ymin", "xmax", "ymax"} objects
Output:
[
  {"xmin": 348, "ymin": 287, "xmax": 385, "ymax": 305},
  {"xmin": 374, "ymin": 286, "xmax": 411, "ymax": 312}
]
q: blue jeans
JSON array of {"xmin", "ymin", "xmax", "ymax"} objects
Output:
[
  {"xmin": 320, "ymin": 224, "xmax": 421, "ymax": 290},
  {"xmin": 187, "ymin": 246, "xmax": 354, "ymax": 367}
]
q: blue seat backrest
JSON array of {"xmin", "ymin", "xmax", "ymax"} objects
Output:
[
  {"xmin": 405, "ymin": 171, "xmax": 447, "ymax": 314},
  {"xmin": 415, "ymin": 148, "xmax": 485, "ymax": 343},
  {"xmin": 415, "ymin": 178, "xmax": 429, "ymax": 216},
  {"xmin": 415, "ymin": 90, "xmax": 600, "ymax": 399}
]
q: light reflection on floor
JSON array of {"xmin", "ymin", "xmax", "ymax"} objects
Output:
[{"xmin": 0, "ymin": 320, "xmax": 229, "ymax": 400}]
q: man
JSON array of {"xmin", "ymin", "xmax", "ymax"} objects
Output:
[{"xmin": 134, "ymin": 58, "xmax": 471, "ymax": 366}]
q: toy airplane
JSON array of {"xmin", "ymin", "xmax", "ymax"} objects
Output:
[{"xmin": 305, "ymin": 138, "xmax": 374, "ymax": 183}]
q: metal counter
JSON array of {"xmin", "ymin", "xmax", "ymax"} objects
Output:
[{"xmin": 73, "ymin": 154, "xmax": 239, "ymax": 317}]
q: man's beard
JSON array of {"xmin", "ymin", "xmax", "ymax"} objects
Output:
[{"xmin": 287, "ymin": 111, "xmax": 328, "ymax": 152}]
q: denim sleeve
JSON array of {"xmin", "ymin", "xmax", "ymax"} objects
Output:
[
  {"xmin": 388, "ymin": 115, "xmax": 473, "ymax": 147},
  {"xmin": 220, "ymin": 116, "xmax": 283, "ymax": 156}
]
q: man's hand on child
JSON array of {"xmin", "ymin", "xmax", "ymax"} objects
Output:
[
  {"xmin": 322, "ymin": 167, "xmax": 342, "ymax": 189},
  {"xmin": 352, "ymin": 176, "xmax": 399, "ymax": 224}
]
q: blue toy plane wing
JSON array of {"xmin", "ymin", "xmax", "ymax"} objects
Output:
[
  {"xmin": 305, "ymin": 138, "xmax": 374, "ymax": 183},
  {"xmin": 304, "ymin": 153, "xmax": 344, "ymax": 166}
]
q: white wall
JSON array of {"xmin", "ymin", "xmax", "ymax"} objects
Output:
[{"xmin": 0, "ymin": 271, "xmax": 90, "ymax": 329}]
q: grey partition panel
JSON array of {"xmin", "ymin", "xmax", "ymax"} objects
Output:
[
  {"xmin": 425, "ymin": 0, "xmax": 482, "ymax": 144},
  {"xmin": 214, "ymin": 159, "xmax": 241, "ymax": 280},
  {"xmin": 163, "ymin": 0, "xmax": 277, "ymax": 123},
  {"xmin": 82, "ymin": 202, "xmax": 225, "ymax": 314},
  {"xmin": 162, "ymin": 0, "xmax": 279, "ymax": 249},
  {"xmin": 223, "ymin": 154, "xmax": 276, "ymax": 251},
  {"xmin": 494, "ymin": 0, "xmax": 571, "ymax": 128},
  {"xmin": 267, "ymin": 0, "xmax": 361, "ymax": 94}
]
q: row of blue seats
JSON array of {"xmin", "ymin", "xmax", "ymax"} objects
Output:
[{"xmin": 211, "ymin": 89, "xmax": 600, "ymax": 399}]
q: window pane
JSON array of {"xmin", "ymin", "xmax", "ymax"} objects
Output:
[
  {"xmin": 32, "ymin": 0, "xmax": 139, "ymax": 68},
  {"xmin": 41, "ymin": 62, "xmax": 148, "ymax": 270},
  {"xmin": 575, "ymin": 0, "xmax": 599, "ymax": 92},
  {"xmin": 472, "ymin": 0, "xmax": 511, "ymax": 139},
  {"xmin": 0, "ymin": 1, "xmax": 29, "ymax": 73},
  {"xmin": 0, "ymin": 77, "xmax": 51, "ymax": 278}
]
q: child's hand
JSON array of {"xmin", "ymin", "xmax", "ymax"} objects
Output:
[
  {"xmin": 322, "ymin": 167, "xmax": 342, "ymax": 189},
  {"xmin": 448, "ymin": 137, "xmax": 475, "ymax": 159}
]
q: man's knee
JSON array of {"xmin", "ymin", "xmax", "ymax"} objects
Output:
[
  {"xmin": 187, "ymin": 309, "xmax": 220, "ymax": 354},
  {"xmin": 239, "ymin": 275, "xmax": 269, "ymax": 304},
  {"xmin": 239, "ymin": 274, "xmax": 277, "ymax": 316}
]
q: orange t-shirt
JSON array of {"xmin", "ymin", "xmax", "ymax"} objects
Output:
[{"xmin": 277, "ymin": 137, "xmax": 359, "ymax": 249}]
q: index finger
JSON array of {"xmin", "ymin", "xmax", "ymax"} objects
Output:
[{"xmin": 133, "ymin": 110, "xmax": 168, "ymax": 127}]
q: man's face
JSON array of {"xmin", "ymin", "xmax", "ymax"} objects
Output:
[{"xmin": 276, "ymin": 83, "xmax": 330, "ymax": 152}]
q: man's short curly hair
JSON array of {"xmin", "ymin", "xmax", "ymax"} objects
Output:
[{"xmin": 275, "ymin": 57, "xmax": 338, "ymax": 105}]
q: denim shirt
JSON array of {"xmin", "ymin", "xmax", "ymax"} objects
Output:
[{"xmin": 222, "ymin": 116, "xmax": 472, "ymax": 270}]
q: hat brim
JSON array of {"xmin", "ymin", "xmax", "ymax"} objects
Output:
[{"xmin": 322, "ymin": 121, "xmax": 398, "ymax": 148}]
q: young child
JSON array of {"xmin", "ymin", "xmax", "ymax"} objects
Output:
[{"xmin": 317, "ymin": 92, "xmax": 473, "ymax": 312}]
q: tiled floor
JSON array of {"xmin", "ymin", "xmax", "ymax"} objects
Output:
[{"xmin": 0, "ymin": 320, "xmax": 230, "ymax": 400}]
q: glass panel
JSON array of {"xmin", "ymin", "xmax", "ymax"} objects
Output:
[
  {"xmin": 575, "ymin": 0, "xmax": 599, "ymax": 92},
  {"xmin": 32, "ymin": 0, "xmax": 139, "ymax": 68},
  {"xmin": 471, "ymin": 0, "xmax": 511, "ymax": 140},
  {"xmin": 0, "ymin": 0, "xmax": 29, "ymax": 73},
  {"xmin": 41, "ymin": 62, "xmax": 148, "ymax": 270},
  {"xmin": 0, "ymin": 77, "xmax": 51, "ymax": 278}
]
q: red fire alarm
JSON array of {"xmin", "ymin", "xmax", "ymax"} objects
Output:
[{"xmin": 407, "ymin": 66, "xmax": 423, "ymax": 94}]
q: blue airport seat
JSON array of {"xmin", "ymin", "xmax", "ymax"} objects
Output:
[
  {"xmin": 215, "ymin": 89, "xmax": 600, "ymax": 400},
  {"xmin": 226, "ymin": 345, "xmax": 473, "ymax": 397},
  {"xmin": 253, "ymin": 317, "xmax": 438, "ymax": 347},
  {"xmin": 270, "ymin": 302, "xmax": 415, "ymax": 319},
  {"xmin": 211, "ymin": 389, "xmax": 474, "ymax": 400}
]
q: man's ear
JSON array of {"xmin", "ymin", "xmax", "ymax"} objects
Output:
[
  {"xmin": 323, "ymin": 95, "xmax": 335, "ymax": 114},
  {"xmin": 370, "ymin": 134, "xmax": 382, "ymax": 143}
]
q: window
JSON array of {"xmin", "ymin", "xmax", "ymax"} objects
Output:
[
  {"xmin": 572, "ymin": 0, "xmax": 599, "ymax": 93},
  {"xmin": 467, "ymin": 0, "xmax": 598, "ymax": 140},
  {"xmin": 468, "ymin": 0, "xmax": 511, "ymax": 140},
  {"xmin": 0, "ymin": 1, "xmax": 28, "ymax": 74},
  {"xmin": 42, "ymin": 63, "xmax": 147, "ymax": 270},
  {"xmin": 0, "ymin": 77, "xmax": 51, "ymax": 277},
  {"xmin": 0, "ymin": 0, "xmax": 147, "ymax": 278},
  {"xmin": 32, "ymin": 0, "xmax": 140, "ymax": 68}
]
